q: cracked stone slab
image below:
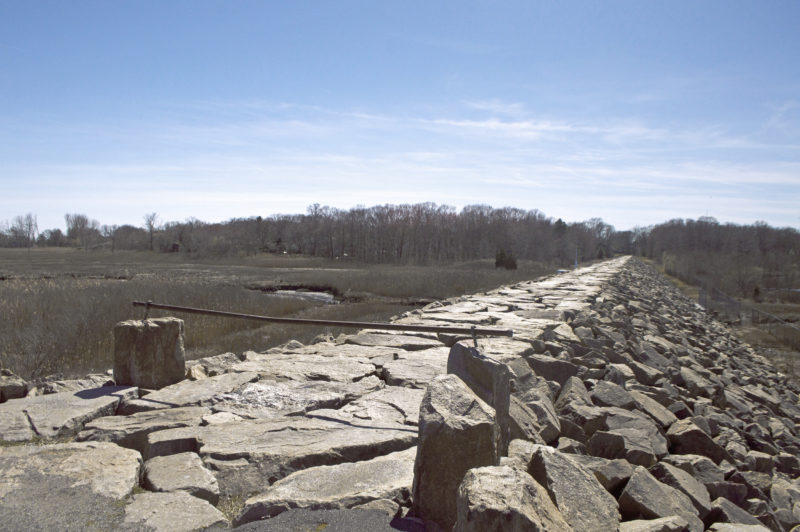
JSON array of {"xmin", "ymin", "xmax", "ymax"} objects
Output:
[
  {"xmin": 0, "ymin": 441, "xmax": 141, "ymax": 530},
  {"xmin": 121, "ymin": 491, "xmax": 228, "ymax": 531},
  {"xmin": 343, "ymin": 332, "xmax": 444, "ymax": 351},
  {"xmin": 147, "ymin": 415, "xmax": 418, "ymax": 496},
  {"xmin": 119, "ymin": 371, "xmax": 259, "ymax": 414},
  {"xmin": 235, "ymin": 447, "xmax": 416, "ymax": 525},
  {"xmin": 0, "ymin": 386, "xmax": 138, "ymax": 440},
  {"xmin": 307, "ymin": 385, "xmax": 425, "ymax": 427},
  {"xmin": 76, "ymin": 405, "xmax": 212, "ymax": 459},
  {"xmin": 210, "ymin": 376, "xmax": 384, "ymax": 419},
  {"xmin": 143, "ymin": 452, "xmax": 220, "ymax": 505},
  {"xmin": 382, "ymin": 347, "xmax": 449, "ymax": 389},
  {"xmin": 230, "ymin": 353, "xmax": 377, "ymax": 382}
]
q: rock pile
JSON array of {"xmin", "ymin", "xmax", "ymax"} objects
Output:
[{"xmin": 1, "ymin": 256, "xmax": 798, "ymax": 531}]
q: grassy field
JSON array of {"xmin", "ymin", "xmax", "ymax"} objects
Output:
[
  {"xmin": 645, "ymin": 258, "xmax": 800, "ymax": 379},
  {"xmin": 0, "ymin": 248, "xmax": 552, "ymax": 380}
]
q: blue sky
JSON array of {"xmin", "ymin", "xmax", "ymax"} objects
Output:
[{"xmin": 2, "ymin": 1, "xmax": 798, "ymax": 232}]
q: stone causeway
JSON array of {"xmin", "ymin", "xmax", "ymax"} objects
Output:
[{"xmin": 1, "ymin": 256, "xmax": 798, "ymax": 531}]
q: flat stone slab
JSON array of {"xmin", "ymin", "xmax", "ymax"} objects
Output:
[
  {"xmin": 143, "ymin": 452, "xmax": 220, "ymax": 504},
  {"xmin": 122, "ymin": 491, "xmax": 228, "ymax": 531},
  {"xmin": 148, "ymin": 415, "xmax": 418, "ymax": 496},
  {"xmin": 307, "ymin": 385, "xmax": 425, "ymax": 427},
  {"xmin": 231, "ymin": 353, "xmax": 376, "ymax": 382},
  {"xmin": 344, "ymin": 332, "xmax": 444, "ymax": 351},
  {"xmin": 382, "ymin": 347, "xmax": 449, "ymax": 388},
  {"xmin": 0, "ymin": 386, "xmax": 137, "ymax": 440},
  {"xmin": 235, "ymin": 447, "xmax": 416, "ymax": 525},
  {"xmin": 119, "ymin": 372, "xmax": 259, "ymax": 414},
  {"xmin": 0, "ymin": 441, "xmax": 141, "ymax": 530},
  {"xmin": 76, "ymin": 405, "xmax": 211, "ymax": 458},
  {"xmin": 211, "ymin": 376, "xmax": 384, "ymax": 419}
]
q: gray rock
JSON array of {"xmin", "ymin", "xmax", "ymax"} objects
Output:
[
  {"xmin": 628, "ymin": 361, "xmax": 664, "ymax": 386},
  {"xmin": 119, "ymin": 371, "xmax": 259, "ymax": 414},
  {"xmin": 352, "ymin": 498, "xmax": 401, "ymax": 518},
  {"xmin": 557, "ymin": 437, "xmax": 586, "ymax": 454},
  {"xmin": 506, "ymin": 438, "xmax": 539, "ymax": 470},
  {"xmin": 76, "ymin": 405, "xmax": 211, "ymax": 458},
  {"xmin": 26, "ymin": 373, "xmax": 112, "ymax": 396},
  {"xmin": 526, "ymin": 354, "xmax": 579, "ymax": 386},
  {"xmin": 382, "ymin": 347, "xmax": 449, "ymax": 388},
  {"xmin": 745, "ymin": 450, "xmax": 774, "ymax": 473},
  {"xmin": 447, "ymin": 342, "xmax": 511, "ymax": 454},
  {"xmin": 0, "ymin": 370, "xmax": 27, "ymax": 402},
  {"xmin": 411, "ymin": 374, "xmax": 499, "ymax": 531},
  {"xmin": 667, "ymin": 418, "xmax": 732, "ymax": 465},
  {"xmin": 629, "ymin": 390, "xmax": 678, "ymax": 429},
  {"xmin": 661, "ymin": 453, "xmax": 724, "ymax": 485},
  {"xmin": 143, "ymin": 452, "xmax": 220, "ymax": 504},
  {"xmin": 235, "ymin": 447, "xmax": 415, "ymax": 525},
  {"xmin": 508, "ymin": 395, "xmax": 546, "ymax": 444},
  {"xmin": 0, "ymin": 385, "xmax": 137, "ymax": 440},
  {"xmin": 114, "ymin": 317, "xmax": 186, "ymax": 389},
  {"xmin": 185, "ymin": 351, "xmax": 244, "ymax": 376},
  {"xmin": 0, "ymin": 441, "xmax": 141, "ymax": 530},
  {"xmin": 591, "ymin": 458, "xmax": 635, "ymax": 495},
  {"xmin": 211, "ymin": 376, "xmax": 384, "ymax": 420},
  {"xmin": 648, "ymin": 462, "xmax": 712, "ymax": 518},
  {"xmin": 149, "ymin": 415, "xmax": 417, "ymax": 497},
  {"xmin": 705, "ymin": 481, "xmax": 749, "ymax": 506},
  {"xmin": 618, "ymin": 466, "xmax": 703, "ymax": 532},
  {"xmin": 0, "ymin": 408, "xmax": 36, "ymax": 442},
  {"xmin": 454, "ymin": 465, "xmax": 572, "ymax": 532},
  {"xmin": 231, "ymin": 352, "xmax": 377, "ymax": 382},
  {"xmin": 707, "ymin": 524, "xmax": 771, "ymax": 532},
  {"xmin": 619, "ymin": 516, "xmax": 691, "ymax": 532},
  {"xmin": 527, "ymin": 445, "xmax": 620, "ymax": 532},
  {"xmin": 588, "ymin": 428, "xmax": 658, "ymax": 467},
  {"xmin": 309, "ymin": 385, "xmax": 424, "ymax": 428},
  {"xmin": 344, "ymin": 332, "xmax": 443, "ymax": 351},
  {"xmin": 121, "ymin": 491, "xmax": 228, "ymax": 531},
  {"xmin": 591, "ymin": 380, "xmax": 636, "ymax": 409},
  {"xmin": 704, "ymin": 496, "xmax": 765, "ymax": 528}
]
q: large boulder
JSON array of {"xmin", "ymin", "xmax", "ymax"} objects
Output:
[
  {"xmin": 113, "ymin": 317, "xmax": 186, "ymax": 389},
  {"xmin": 0, "ymin": 369, "xmax": 28, "ymax": 402},
  {"xmin": 446, "ymin": 342, "xmax": 511, "ymax": 454},
  {"xmin": 411, "ymin": 374, "xmax": 499, "ymax": 531},
  {"xmin": 618, "ymin": 466, "xmax": 704, "ymax": 532},
  {"xmin": 667, "ymin": 418, "xmax": 732, "ymax": 465},
  {"xmin": 527, "ymin": 445, "xmax": 620, "ymax": 532},
  {"xmin": 454, "ymin": 465, "xmax": 572, "ymax": 531}
]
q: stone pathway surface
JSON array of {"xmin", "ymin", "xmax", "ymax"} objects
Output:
[{"xmin": 1, "ymin": 256, "xmax": 798, "ymax": 531}]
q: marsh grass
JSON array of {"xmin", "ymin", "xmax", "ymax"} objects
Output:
[{"xmin": 0, "ymin": 249, "xmax": 551, "ymax": 380}]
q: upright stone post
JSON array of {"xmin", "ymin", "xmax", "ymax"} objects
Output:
[
  {"xmin": 447, "ymin": 341, "xmax": 511, "ymax": 455},
  {"xmin": 114, "ymin": 318, "xmax": 186, "ymax": 389},
  {"xmin": 412, "ymin": 374, "xmax": 499, "ymax": 531}
]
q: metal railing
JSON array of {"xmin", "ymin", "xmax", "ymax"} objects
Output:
[{"xmin": 132, "ymin": 300, "xmax": 514, "ymax": 345}]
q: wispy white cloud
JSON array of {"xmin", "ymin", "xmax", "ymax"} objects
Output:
[{"xmin": 4, "ymin": 98, "xmax": 799, "ymax": 231}]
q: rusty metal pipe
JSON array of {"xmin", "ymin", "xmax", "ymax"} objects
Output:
[{"xmin": 132, "ymin": 300, "xmax": 514, "ymax": 337}]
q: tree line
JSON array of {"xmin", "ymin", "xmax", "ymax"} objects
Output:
[{"xmin": 2, "ymin": 205, "xmax": 798, "ymax": 299}]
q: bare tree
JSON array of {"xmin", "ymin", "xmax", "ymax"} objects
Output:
[
  {"xmin": 143, "ymin": 213, "xmax": 160, "ymax": 251},
  {"xmin": 64, "ymin": 213, "xmax": 100, "ymax": 250},
  {"xmin": 11, "ymin": 213, "xmax": 38, "ymax": 249}
]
